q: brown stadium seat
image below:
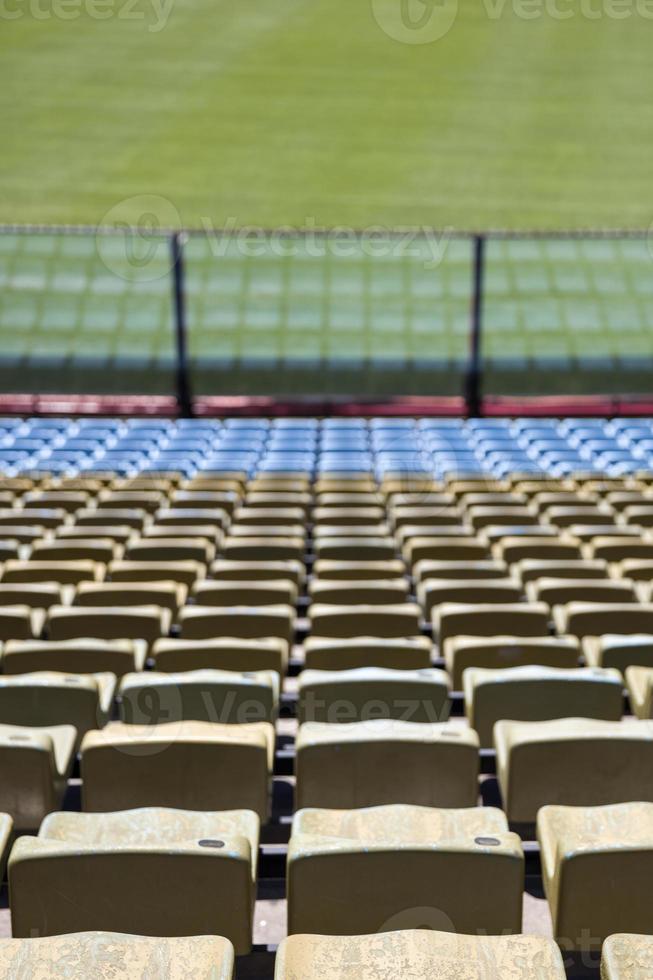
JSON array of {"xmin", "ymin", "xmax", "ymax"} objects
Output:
[
  {"xmin": 2, "ymin": 559, "xmax": 104, "ymax": 585},
  {"xmin": 0, "ymin": 583, "xmax": 70, "ymax": 609},
  {"xmin": 2, "ymin": 638, "xmax": 147, "ymax": 675},
  {"xmin": 625, "ymin": 666, "xmax": 653, "ymax": 718},
  {"xmin": 56, "ymin": 525, "xmax": 134, "ymax": 545},
  {"xmin": 314, "ymin": 537, "xmax": 396, "ymax": 561},
  {"xmin": 234, "ymin": 506, "xmax": 308, "ymax": 528},
  {"xmin": 527, "ymin": 577, "xmax": 638, "ymax": 606},
  {"xmin": 544, "ymin": 505, "xmax": 616, "ymax": 528},
  {"xmin": 444, "ymin": 635, "xmax": 581, "ymax": 689},
  {"xmin": 494, "ymin": 537, "xmax": 582, "ymax": 563},
  {"xmin": 494, "ymin": 717, "xmax": 653, "ymax": 822},
  {"xmin": 154, "ymin": 507, "xmax": 230, "ymax": 530},
  {"xmin": 192, "ymin": 579, "xmax": 297, "ymax": 607},
  {"xmin": 119, "ymin": 668, "xmax": 278, "ymax": 724},
  {"xmin": 434, "ymin": 602, "xmax": 550, "ymax": 644},
  {"xmin": 230, "ymin": 524, "xmax": 306, "ymax": 540},
  {"xmin": 125, "ymin": 537, "xmax": 215, "ymax": 564},
  {"xmin": 621, "ymin": 504, "xmax": 653, "ymax": 526},
  {"xmin": 0, "ymin": 723, "xmax": 75, "ymax": 830},
  {"xmin": 312, "ymin": 559, "xmax": 406, "ymax": 580},
  {"xmin": 9, "ymin": 807, "xmax": 257, "ymax": 954},
  {"xmin": 467, "ymin": 506, "xmax": 539, "ymax": 530},
  {"xmin": 0, "ymin": 671, "xmax": 115, "ymax": 746},
  {"xmin": 30, "ymin": 539, "xmax": 119, "ymax": 563},
  {"xmin": 75, "ymin": 507, "xmax": 147, "ymax": 529},
  {"xmin": 81, "ymin": 721, "xmax": 274, "ymax": 820},
  {"xmin": 389, "ymin": 506, "xmax": 463, "ymax": 528},
  {"xmin": 310, "ymin": 603, "xmax": 421, "ymax": 638},
  {"xmin": 538, "ymin": 802, "xmax": 653, "ymax": 951},
  {"xmin": 413, "ymin": 559, "xmax": 508, "ymax": 582},
  {"xmin": 210, "ymin": 558, "xmax": 305, "ymax": 586},
  {"xmin": 613, "ymin": 558, "xmax": 653, "ymax": 582},
  {"xmin": 418, "ymin": 579, "xmax": 523, "ymax": 617},
  {"xmin": 107, "ymin": 559, "xmax": 204, "ymax": 587},
  {"xmin": 553, "ymin": 602, "xmax": 653, "ymax": 638},
  {"xmin": 0, "ymin": 606, "xmax": 43, "ymax": 640},
  {"xmin": 22, "ymin": 490, "xmax": 89, "ymax": 513},
  {"xmin": 602, "ymin": 934, "xmax": 653, "ymax": 980},
  {"xmin": 274, "ymin": 930, "xmax": 566, "ymax": 979},
  {"xmin": 586, "ymin": 537, "xmax": 653, "ymax": 562},
  {"xmin": 404, "ymin": 537, "xmax": 490, "ymax": 566},
  {"xmin": 295, "ymin": 720, "xmax": 478, "ymax": 809},
  {"xmin": 245, "ymin": 491, "xmax": 311, "ymax": 514},
  {"xmin": 75, "ymin": 581, "xmax": 187, "ymax": 614},
  {"xmin": 170, "ymin": 490, "xmax": 238, "ymax": 514},
  {"xmin": 0, "ymin": 933, "xmax": 235, "ymax": 979},
  {"xmin": 221, "ymin": 536, "xmax": 305, "ymax": 562},
  {"xmin": 98, "ymin": 490, "xmax": 165, "ymax": 513},
  {"xmin": 303, "ymin": 636, "xmax": 432, "ymax": 671},
  {"xmin": 47, "ymin": 605, "xmax": 170, "ymax": 644},
  {"xmin": 313, "ymin": 507, "xmax": 386, "ymax": 526},
  {"xmin": 309, "ymin": 578, "xmax": 409, "ymax": 605},
  {"xmin": 287, "ymin": 805, "xmax": 523, "ymax": 937},
  {"xmin": 297, "ymin": 667, "xmax": 450, "ymax": 724},
  {"xmin": 464, "ymin": 665, "xmax": 623, "ymax": 747},
  {"xmin": 514, "ymin": 558, "xmax": 609, "ymax": 584},
  {"xmin": 179, "ymin": 605, "xmax": 295, "ymax": 644},
  {"xmin": 151, "ymin": 637, "xmax": 288, "ymax": 675},
  {"xmin": 582, "ymin": 634, "xmax": 653, "ymax": 673}
]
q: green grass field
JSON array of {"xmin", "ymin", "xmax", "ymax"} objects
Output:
[{"xmin": 1, "ymin": 0, "xmax": 653, "ymax": 229}]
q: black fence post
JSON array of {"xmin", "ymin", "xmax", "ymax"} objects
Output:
[
  {"xmin": 170, "ymin": 231, "xmax": 193, "ymax": 417},
  {"xmin": 465, "ymin": 233, "xmax": 485, "ymax": 417}
]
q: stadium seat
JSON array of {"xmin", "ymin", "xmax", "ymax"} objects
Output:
[
  {"xmin": 0, "ymin": 671, "xmax": 115, "ymax": 746},
  {"xmin": 107, "ymin": 559, "xmax": 204, "ymax": 587},
  {"xmin": 583, "ymin": 634, "xmax": 653, "ymax": 672},
  {"xmin": 0, "ymin": 583, "xmax": 69, "ymax": 609},
  {"xmin": 515, "ymin": 558, "xmax": 609, "ymax": 583},
  {"xmin": 10, "ymin": 807, "xmax": 258, "ymax": 953},
  {"xmin": 179, "ymin": 605, "xmax": 295, "ymax": 644},
  {"xmin": 126, "ymin": 537, "xmax": 215, "ymax": 564},
  {"xmin": 297, "ymin": 667, "xmax": 449, "ymax": 723},
  {"xmin": 435, "ymin": 602, "xmax": 550, "ymax": 643},
  {"xmin": 0, "ymin": 723, "xmax": 75, "ymax": 829},
  {"xmin": 0, "ymin": 933, "xmax": 235, "ymax": 979},
  {"xmin": 527, "ymin": 577, "xmax": 638, "ymax": 605},
  {"xmin": 601, "ymin": 934, "xmax": 653, "ymax": 980},
  {"xmin": 303, "ymin": 636, "xmax": 432, "ymax": 670},
  {"xmin": 30, "ymin": 539, "xmax": 119, "ymax": 563},
  {"xmin": 151, "ymin": 637, "xmax": 288, "ymax": 674},
  {"xmin": 274, "ymin": 930, "xmax": 566, "ymax": 979},
  {"xmin": 495, "ymin": 718, "xmax": 653, "ymax": 822},
  {"xmin": 312, "ymin": 559, "xmax": 406, "ymax": 580},
  {"xmin": 554, "ymin": 602, "xmax": 653, "ymax": 637},
  {"xmin": 119, "ymin": 669, "xmax": 278, "ymax": 724},
  {"xmin": 0, "ymin": 605, "xmax": 43, "ymax": 639},
  {"xmin": 75, "ymin": 581, "xmax": 187, "ymax": 613},
  {"xmin": 444, "ymin": 635, "xmax": 581, "ymax": 689},
  {"xmin": 81, "ymin": 720, "xmax": 273, "ymax": 819},
  {"xmin": 494, "ymin": 537, "xmax": 582, "ymax": 563},
  {"xmin": 192, "ymin": 579, "xmax": 297, "ymax": 607},
  {"xmin": 309, "ymin": 579, "xmax": 409, "ymax": 605},
  {"xmin": 314, "ymin": 537, "xmax": 396, "ymax": 561},
  {"xmin": 1, "ymin": 638, "xmax": 146, "ymax": 675},
  {"xmin": 464, "ymin": 665, "xmax": 623, "ymax": 746},
  {"xmin": 47, "ymin": 605, "xmax": 170, "ymax": 643},
  {"xmin": 210, "ymin": 558, "xmax": 305, "ymax": 586},
  {"xmin": 418, "ymin": 579, "xmax": 523, "ymax": 616},
  {"xmin": 538, "ymin": 802, "xmax": 653, "ymax": 950},
  {"xmin": 309, "ymin": 603, "xmax": 421, "ymax": 638},
  {"xmin": 625, "ymin": 665, "xmax": 653, "ymax": 718},
  {"xmin": 413, "ymin": 559, "xmax": 508, "ymax": 582},
  {"xmin": 405, "ymin": 537, "xmax": 490, "ymax": 564},
  {"xmin": 295, "ymin": 720, "xmax": 478, "ymax": 809},
  {"xmin": 287, "ymin": 804, "xmax": 523, "ymax": 936},
  {"xmin": 221, "ymin": 536, "xmax": 305, "ymax": 561},
  {"xmin": 2, "ymin": 559, "xmax": 104, "ymax": 584}
]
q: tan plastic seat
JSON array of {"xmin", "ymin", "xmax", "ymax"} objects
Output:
[
  {"xmin": 303, "ymin": 636, "xmax": 432, "ymax": 670},
  {"xmin": 246, "ymin": 491, "xmax": 311, "ymax": 514},
  {"xmin": 311, "ymin": 559, "xmax": 405, "ymax": 580},
  {"xmin": 107, "ymin": 559, "xmax": 204, "ymax": 587},
  {"xmin": 288, "ymin": 805, "xmax": 523, "ymax": 937},
  {"xmin": 613, "ymin": 558, "xmax": 653, "ymax": 582},
  {"xmin": 98, "ymin": 490, "xmax": 165, "ymax": 513},
  {"xmin": 494, "ymin": 718, "xmax": 653, "ymax": 822},
  {"xmin": 119, "ymin": 669, "xmax": 279, "ymax": 724},
  {"xmin": 75, "ymin": 581, "xmax": 187, "ymax": 614},
  {"xmin": 494, "ymin": 537, "xmax": 582, "ymax": 563},
  {"xmin": 2, "ymin": 638, "xmax": 147, "ymax": 676},
  {"xmin": 625, "ymin": 666, "xmax": 653, "ymax": 718},
  {"xmin": 56, "ymin": 525, "xmax": 134, "ymax": 545},
  {"xmin": 554, "ymin": 602, "xmax": 653, "ymax": 638},
  {"xmin": 0, "ymin": 933, "xmax": 234, "ymax": 979},
  {"xmin": 23, "ymin": 491, "xmax": 89, "ymax": 513},
  {"xmin": 0, "ymin": 723, "xmax": 75, "ymax": 830},
  {"xmin": 538, "ymin": 802, "xmax": 653, "ymax": 951},
  {"xmin": 170, "ymin": 490, "xmax": 237, "ymax": 514},
  {"xmin": 314, "ymin": 537, "xmax": 396, "ymax": 561},
  {"xmin": 154, "ymin": 507, "xmax": 230, "ymax": 530},
  {"xmin": 142, "ymin": 525, "xmax": 222, "ymax": 545},
  {"xmin": 126, "ymin": 537, "xmax": 215, "ymax": 563},
  {"xmin": 310, "ymin": 603, "xmax": 421, "ymax": 638},
  {"xmin": 296, "ymin": 720, "xmax": 479, "ymax": 809},
  {"xmin": 0, "ymin": 605, "xmax": 43, "ymax": 640},
  {"xmin": 515, "ymin": 558, "xmax": 609, "ymax": 584},
  {"xmin": 230, "ymin": 524, "xmax": 307, "ymax": 540},
  {"xmin": 583, "ymin": 634, "xmax": 653, "ymax": 673},
  {"xmin": 221, "ymin": 536, "xmax": 305, "ymax": 561},
  {"xmin": 0, "ymin": 524, "xmax": 47, "ymax": 544},
  {"xmin": 2, "ymin": 559, "xmax": 104, "ymax": 585},
  {"xmin": 30, "ymin": 539, "xmax": 119, "ymax": 563},
  {"xmin": 545, "ymin": 505, "xmax": 615, "ymax": 528},
  {"xmin": 464, "ymin": 665, "xmax": 623, "ymax": 747},
  {"xmin": 602, "ymin": 934, "xmax": 653, "ymax": 979},
  {"xmin": 0, "ymin": 671, "xmax": 115, "ymax": 745},
  {"xmin": 81, "ymin": 721, "xmax": 274, "ymax": 820},
  {"xmin": 528, "ymin": 577, "xmax": 638, "ymax": 606},
  {"xmin": 0, "ymin": 583, "xmax": 69, "ymax": 609},
  {"xmin": 275, "ymin": 930, "xmax": 566, "ymax": 980},
  {"xmin": 621, "ymin": 504, "xmax": 653, "ymax": 526},
  {"xmin": 586, "ymin": 537, "xmax": 653, "ymax": 562},
  {"xmin": 444, "ymin": 635, "xmax": 581, "ymax": 690},
  {"xmin": 75, "ymin": 507, "xmax": 147, "ymax": 529},
  {"xmin": 210, "ymin": 559, "xmax": 304, "ymax": 586},
  {"xmin": 468, "ymin": 506, "xmax": 538, "ymax": 530},
  {"xmin": 405, "ymin": 537, "xmax": 490, "ymax": 565},
  {"xmin": 390, "ymin": 506, "xmax": 463, "ymax": 529},
  {"xmin": 151, "ymin": 637, "xmax": 288, "ymax": 675},
  {"xmin": 0, "ymin": 509, "xmax": 62, "ymax": 529},
  {"xmin": 309, "ymin": 579, "xmax": 409, "ymax": 605},
  {"xmin": 435, "ymin": 602, "xmax": 550, "ymax": 644},
  {"xmin": 48, "ymin": 605, "xmax": 170, "ymax": 644},
  {"xmin": 418, "ymin": 579, "xmax": 523, "ymax": 617},
  {"xmin": 10, "ymin": 807, "xmax": 257, "ymax": 954},
  {"xmin": 413, "ymin": 559, "xmax": 508, "ymax": 583},
  {"xmin": 298, "ymin": 667, "xmax": 449, "ymax": 724},
  {"xmin": 179, "ymin": 605, "xmax": 295, "ymax": 644},
  {"xmin": 192, "ymin": 579, "xmax": 297, "ymax": 607},
  {"xmin": 318, "ymin": 492, "xmax": 384, "ymax": 508}
]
